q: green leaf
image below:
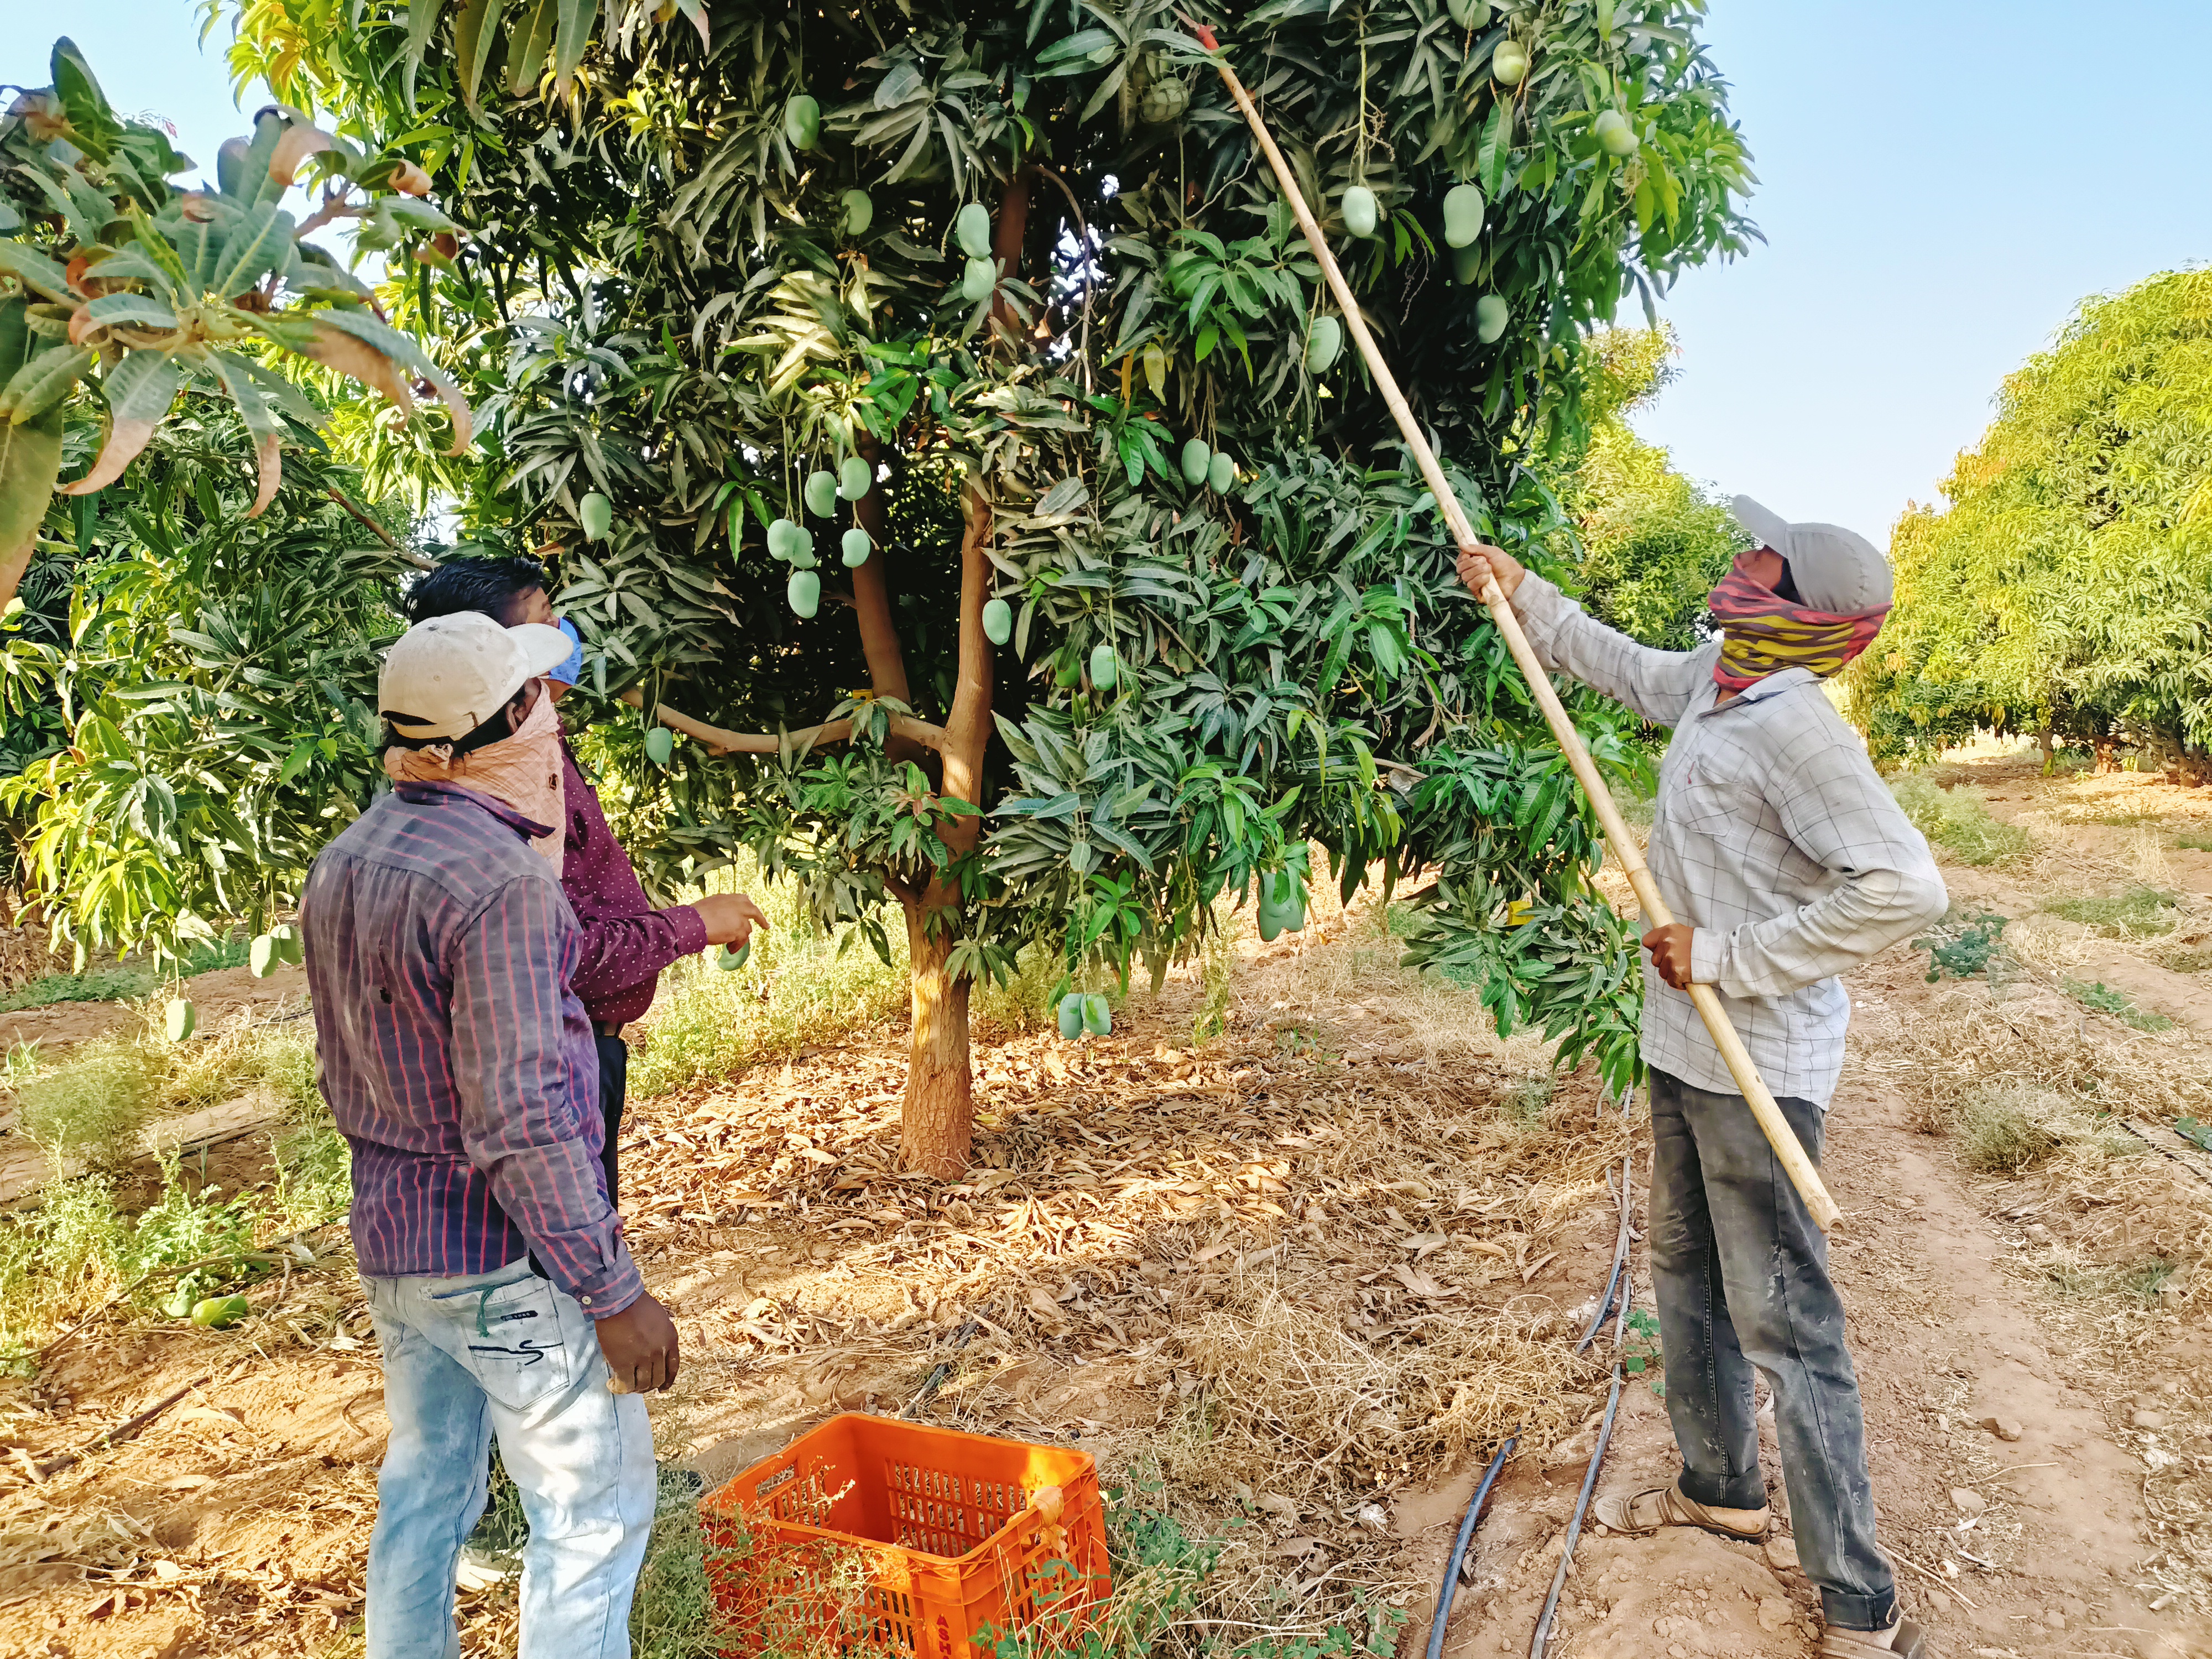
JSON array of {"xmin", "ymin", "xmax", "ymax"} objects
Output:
[
  {"xmin": 206, "ymin": 205, "xmax": 298, "ymax": 299},
  {"xmin": 508, "ymin": 0, "xmax": 556, "ymax": 98},
  {"xmin": 79, "ymin": 293, "xmax": 180, "ymax": 334},
  {"xmin": 51, "ymin": 38, "xmax": 122, "ymax": 162},
  {"xmin": 553, "ymin": 0, "xmax": 600, "ymax": 98},
  {"xmin": 0, "ymin": 244, "xmax": 74, "ymax": 305},
  {"xmin": 0, "ymin": 346, "xmax": 95, "ymax": 424},
  {"xmin": 455, "ymin": 0, "xmax": 504, "ymax": 111}
]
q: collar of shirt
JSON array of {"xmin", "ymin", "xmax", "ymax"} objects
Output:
[
  {"xmin": 392, "ymin": 778, "xmax": 556, "ymax": 843},
  {"xmin": 1701, "ymin": 664, "xmax": 1818, "ymax": 718}
]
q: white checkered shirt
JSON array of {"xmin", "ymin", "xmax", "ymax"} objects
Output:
[{"xmin": 1511, "ymin": 575, "xmax": 1947, "ymax": 1106}]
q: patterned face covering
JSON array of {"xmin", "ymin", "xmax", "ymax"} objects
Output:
[{"xmin": 1707, "ymin": 551, "xmax": 1891, "ymax": 695}]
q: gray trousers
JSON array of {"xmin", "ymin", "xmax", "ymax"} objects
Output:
[{"xmin": 1647, "ymin": 1068, "xmax": 1896, "ymax": 1631}]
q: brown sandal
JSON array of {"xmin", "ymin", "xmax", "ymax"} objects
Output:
[
  {"xmin": 1820, "ymin": 1617, "xmax": 1926, "ymax": 1659},
  {"xmin": 1591, "ymin": 1476, "xmax": 1770, "ymax": 1542}
]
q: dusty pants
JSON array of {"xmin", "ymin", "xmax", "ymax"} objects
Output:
[{"xmin": 1647, "ymin": 1068, "xmax": 1896, "ymax": 1631}]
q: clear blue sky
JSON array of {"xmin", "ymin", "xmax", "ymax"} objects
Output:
[
  {"xmin": 1636, "ymin": 0, "xmax": 2212, "ymax": 543},
  {"xmin": 23, "ymin": 2, "xmax": 2212, "ymax": 549}
]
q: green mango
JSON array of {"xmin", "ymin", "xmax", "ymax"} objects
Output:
[
  {"xmin": 1594, "ymin": 108, "xmax": 1639, "ymax": 158},
  {"xmin": 1178, "ymin": 437, "xmax": 1211, "ymax": 486},
  {"xmin": 1492, "ymin": 39, "xmax": 1530, "ymax": 84},
  {"xmin": 1446, "ymin": 0, "xmax": 1491, "ymax": 26},
  {"xmin": 839, "ymin": 188, "xmax": 873, "ymax": 236},
  {"xmin": 954, "ymin": 201, "xmax": 994, "ymax": 259},
  {"xmin": 1089, "ymin": 643, "xmax": 1118, "ymax": 690},
  {"xmin": 191, "ymin": 1295, "xmax": 251, "ymax": 1329},
  {"xmin": 580, "ymin": 491, "xmax": 613, "ymax": 541},
  {"xmin": 841, "ymin": 528, "xmax": 872, "ymax": 567},
  {"xmin": 804, "ymin": 471, "xmax": 838, "ymax": 517},
  {"xmin": 1082, "ymin": 994, "xmax": 1111, "ymax": 1037},
  {"xmin": 839, "ymin": 456, "xmax": 873, "ymax": 500},
  {"xmin": 272, "ymin": 922, "xmax": 304, "ymax": 966},
  {"xmin": 1454, "ymin": 244, "xmax": 1484, "ymax": 286},
  {"xmin": 249, "ymin": 934, "xmax": 278, "ymax": 979},
  {"xmin": 717, "ymin": 940, "xmax": 750, "ymax": 971},
  {"xmin": 1054, "ymin": 652, "xmax": 1083, "ymax": 688},
  {"xmin": 164, "ymin": 1274, "xmax": 201, "ymax": 1321},
  {"xmin": 1476, "ymin": 293, "xmax": 1510, "ymax": 343},
  {"xmin": 1341, "ymin": 185, "xmax": 1378, "ymax": 239},
  {"xmin": 1306, "ymin": 315, "xmax": 1343, "ymax": 373},
  {"xmin": 1056, "ymin": 992, "xmax": 1085, "ymax": 1040},
  {"xmin": 1442, "ymin": 184, "xmax": 1485, "ymax": 249},
  {"xmin": 782, "ymin": 93, "xmax": 820, "ymax": 149},
  {"xmin": 788, "ymin": 569, "xmax": 821, "ymax": 618},
  {"xmin": 1207, "ymin": 451, "xmax": 1235, "ymax": 493},
  {"xmin": 961, "ymin": 256, "xmax": 997, "ymax": 304},
  {"xmin": 166, "ymin": 999, "xmax": 196, "ymax": 1043},
  {"xmin": 982, "ymin": 597, "xmax": 1013, "ymax": 645},
  {"xmin": 645, "ymin": 726, "xmax": 674, "ymax": 766},
  {"xmin": 768, "ymin": 517, "xmax": 804, "ymax": 560}
]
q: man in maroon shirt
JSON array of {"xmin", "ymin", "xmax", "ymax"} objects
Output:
[{"xmin": 405, "ymin": 559, "xmax": 765, "ymax": 1208}]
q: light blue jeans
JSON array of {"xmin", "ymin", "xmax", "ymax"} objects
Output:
[{"xmin": 363, "ymin": 1259, "xmax": 655, "ymax": 1659}]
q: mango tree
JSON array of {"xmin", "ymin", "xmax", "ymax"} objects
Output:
[
  {"xmin": 0, "ymin": 38, "xmax": 469, "ymax": 617},
  {"xmin": 218, "ymin": 0, "xmax": 1756, "ymax": 1175}
]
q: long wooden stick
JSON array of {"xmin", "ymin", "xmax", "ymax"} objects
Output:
[{"xmin": 1192, "ymin": 29, "xmax": 1841, "ymax": 1232}]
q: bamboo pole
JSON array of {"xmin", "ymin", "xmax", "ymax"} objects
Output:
[{"xmin": 1189, "ymin": 25, "xmax": 1841, "ymax": 1232}]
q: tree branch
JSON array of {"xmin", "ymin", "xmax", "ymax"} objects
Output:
[{"xmin": 617, "ymin": 687, "xmax": 946, "ymax": 757}]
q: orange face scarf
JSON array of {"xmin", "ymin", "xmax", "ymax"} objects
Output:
[{"xmin": 383, "ymin": 683, "xmax": 567, "ymax": 875}]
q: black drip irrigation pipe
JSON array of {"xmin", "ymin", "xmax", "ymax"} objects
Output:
[
  {"xmin": 1420, "ymin": 1153, "xmax": 1635, "ymax": 1659},
  {"xmin": 1421, "ymin": 1434, "xmax": 1517, "ymax": 1659},
  {"xmin": 1527, "ymin": 1366, "xmax": 1625, "ymax": 1659},
  {"xmin": 901, "ymin": 1318, "xmax": 979, "ymax": 1418}
]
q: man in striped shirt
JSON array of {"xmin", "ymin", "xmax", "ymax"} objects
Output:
[{"xmin": 305, "ymin": 613, "xmax": 677, "ymax": 1658}]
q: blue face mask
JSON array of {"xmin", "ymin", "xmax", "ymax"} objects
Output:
[{"xmin": 549, "ymin": 617, "xmax": 585, "ymax": 687}]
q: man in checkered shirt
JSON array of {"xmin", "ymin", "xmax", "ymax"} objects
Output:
[{"xmin": 1460, "ymin": 498, "xmax": 1945, "ymax": 1659}]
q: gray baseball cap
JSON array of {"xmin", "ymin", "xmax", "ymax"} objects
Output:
[{"xmin": 1730, "ymin": 496, "xmax": 1893, "ymax": 614}]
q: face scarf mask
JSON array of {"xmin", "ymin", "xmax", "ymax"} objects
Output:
[
  {"xmin": 383, "ymin": 682, "xmax": 568, "ymax": 875},
  {"xmin": 1706, "ymin": 551, "xmax": 1891, "ymax": 696}
]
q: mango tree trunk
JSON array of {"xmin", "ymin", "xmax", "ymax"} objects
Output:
[
  {"xmin": 896, "ymin": 486, "xmax": 995, "ymax": 1175},
  {"xmin": 899, "ymin": 883, "xmax": 974, "ymax": 1178}
]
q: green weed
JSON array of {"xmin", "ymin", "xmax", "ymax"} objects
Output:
[
  {"xmin": 2043, "ymin": 887, "xmax": 2182, "ymax": 938},
  {"xmin": 1913, "ymin": 908, "xmax": 2010, "ymax": 982},
  {"xmin": 0, "ymin": 935, "xmax": 251, "ymax": 1013},
  {"xmin": 2173, "ymin": 830, "xmax": 2212, "ymax": 853},
  {"xmin": 1503, "ymin": 1074, "xmax": 1554, "ymax": 1129},
  {"xmin": 2062, "ymin": 978, "xmax": 2174, "ymax": 1031},
  {"xmin": 14, "ymin": 1035, "xmax": 160, "ymax": 1175},
  {"xmin": 1888, "ymin": 773, "xmax": 2032, "ymax": 866},
  {"xmin": 1956, "ymin": 1086, "xmax": 2065, "ymax": 1175},
  {"xmin": 2173, "ymin": 1118, "xmax": 2212, "ymax": 1154},
  {"xmin": 1622, "ymin": 1305, "xmax": 1665, "ymax": 1397}
]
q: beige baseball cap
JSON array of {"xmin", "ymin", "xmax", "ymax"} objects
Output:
[
  {"xmin": 1730, "ymin": 496, "xmax": 1893, "ymax": 614},
  {"xmin": 380, "ymin": 612, "xmax": 573, "ymax": 741}
]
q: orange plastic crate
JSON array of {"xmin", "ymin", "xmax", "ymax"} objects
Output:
[{"xmin": 703, "ymin": 1413, "xmax": 1110, "ymax": 1659}]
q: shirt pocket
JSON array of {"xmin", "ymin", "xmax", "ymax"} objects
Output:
[{"xmin": 432, "ymin": 1272, "xmax": 575, "ymax": 1412}]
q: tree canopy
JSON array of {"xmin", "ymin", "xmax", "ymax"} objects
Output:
[
  {"xmin": 195, "ymin": 0, "xmax": 1759, "ymax": 1171},
  {"xmin": 1845, "ymin": 268, "xmax": 2212, "ymax": 774}
]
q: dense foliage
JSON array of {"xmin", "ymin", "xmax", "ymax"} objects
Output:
[
  {"xmin": 207, "ymin": 0, "xmax": 1756, "ymax": 1167},
  {"xmin": 1845, "ymin": 269, "xmax": 2212, "ymax": 775}
]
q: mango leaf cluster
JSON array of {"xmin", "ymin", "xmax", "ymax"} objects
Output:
[
  {"xmin": 217, "ymin": 0, "xmax": 1755, "ymax": 1118},
  {"xmin": 0, "ymin": 39, "xmax": 468, "ymax": 615}
]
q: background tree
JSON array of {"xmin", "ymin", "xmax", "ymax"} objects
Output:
[
  {"xmin": 1843, "ymin": 268, "xmax": 2212, "ymax": 776},
  {"xmin": 217, "ymin": 0, "xmax": 1757, "ymax": 1175},
  {"xmin": 1544, "ymin": 325, "xmax": 1744, "ymax": 651}
]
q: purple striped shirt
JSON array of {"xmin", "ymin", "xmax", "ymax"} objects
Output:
[{"xmin": 302, "ymin": 780, "xmax": 644, "ymax": 1317}]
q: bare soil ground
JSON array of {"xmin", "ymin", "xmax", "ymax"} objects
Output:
[{"xmin": 0, "ymin": 747, "xmax": 2206, "ymax": 1659}]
